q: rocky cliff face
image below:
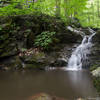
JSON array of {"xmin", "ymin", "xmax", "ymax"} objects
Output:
[
  {"xmin": 89, "ymin": 30, "xmax": 100, "ymax": 94},
  {"xmin": 0, "ymin": 14, "xmax": 100, "ymax": 71},
  {"xmin": 0, "ymin": 14, "xmax": 81, "ymax": 70},
  {"xmin": 89, "ymin": 29, "xmax": 100, "ymax": 70}
]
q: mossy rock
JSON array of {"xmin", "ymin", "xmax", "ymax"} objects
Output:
[
  {"xmin": 93, "ymin": 77, "xmax": 100, "ymax": 94},
  {"xmin": 92, "ymin": 67, "xmax": 100, "ymax": 77},
  {"xmin": 93, "ymin": 30, "xmax": 100, "ymax": 42},
  {"xmin": 0, "ymin": 46, "xmax": 17, "ymax": 58},
  {"xmin": 23, "ymin": 52, "xmax": 46, "ymax": 62},
  {"xmin": 23, "ymin": 62, "xmax": 46, "ymax": 70},
  {"xmin": 19, "ymin": 52, "xmax": 47, "ymax": 70},
  {"xmin": 6, "ymin": 56, "xmax": 23, "ymax": 70}
]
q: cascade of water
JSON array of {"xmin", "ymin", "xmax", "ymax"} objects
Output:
[{"xmin": 67, "ymin": 28, "xmax": 96, "ymax": 71}]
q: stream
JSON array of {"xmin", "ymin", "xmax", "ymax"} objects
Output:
[{"xmin": 0, "ymin": 70, "xmax": 99, "ymax": 100}]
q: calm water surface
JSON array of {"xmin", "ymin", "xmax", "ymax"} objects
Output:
[{"xmin": 0, "ymin": 70, "xmax": 98, "ymax": 100}]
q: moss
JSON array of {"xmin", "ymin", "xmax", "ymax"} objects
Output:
[
  {"xmin": 93, "ymin": 77, "xmax": 100, "ymax": 94},
  {"xmin": 0, "ymin": 45, "xmax": 17, "ymax": 57},
  {"xmin": 91, "ymin": 65, "xmax": 100, "ymax": 94},
  {"xmin": 35, "ymin": 52, "xmax": 45, "ymax": 58},
  {"xmin": 90, "ymin": 64, "xmax": 99, "ymax": 71},
  {"xmin": 0, "ymin": 14, "xmax": 81, "ymax": 71},
  {"xmin": 23, "ymin": 62, "xmax": 45, "ymax": 70},
  {"xmin": 0, "ymin": 40, "xmax": 10, "ymax": 49}
]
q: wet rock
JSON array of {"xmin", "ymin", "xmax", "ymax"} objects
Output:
[
  {"xmin": 50, "ymin": 58, "xmax": 67, "ymax": 67},
  {"xmin": 89, "ymin": 43, "xmax": 100, "ymax": 70},
  {"xmin": 18, "ymin": 49, "xmax": 49, "ymax": 69},
  {"xmin": 91, "ymin": 67, "xmax": 100, "ymax": 77},
  {"xmin": 0, "ymin": 64, "xmax": 10, "ymax": 71},
  {"xmin": 28, "ymin": 93, "xmax": 67, "ymax": 100},
  {"xmin": 14, "ymin": 43, "xmax": 73, "ymax": 70},
  {"xmin": 0, "ymin": 56, "xmax": 23, "ymax": 70},
  {"xmin": 19, "ymin": 43, "xmax": 74, "ymax": 69},
  {"xmin": 57, "ymin": 31, "xmax": 81, "ymax": 43},
  {"xmin": 93, "ymin": 29, "xmax": 100, "ymax": 43},
  {"xmin": 12, "ymin": 56, "xmax": 23, "ymax": 70},
  {"xmin": 87, "ymin": 42, "xmax": 100, "ymax": 94},
  {"xmin": 93, "ymin": 77, "xmax": 100, "ymax": 94},
  {"xmin": 0, "ymin": 47, "xmax": 18, "ymax": 58}
]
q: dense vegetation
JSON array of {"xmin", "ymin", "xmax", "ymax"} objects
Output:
[
  {"xmin": 0, "ymin": 0, "xmax": 87, "ymax": 25},
  {"xmin": 80, "ymin": 0, "xmax": 100, "ymax": 27},
  {"xmin": 0, "ymin": 0, "xmax": 89, "ymax": 50},
  {"xmin": 0, "ymin": 0, "xmax": 100, "ymax": 28}
]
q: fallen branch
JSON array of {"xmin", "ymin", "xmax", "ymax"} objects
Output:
[{"xmin": 67, "ymin": 26, "xmax": 85, "ymax": 37}]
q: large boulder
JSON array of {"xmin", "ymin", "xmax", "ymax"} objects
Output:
[
  {"xmin": 93, "ymin": 29, "xmax": 100, "ymax": 43},
  {"xmin": 56, "ymin": 28, "xmax": 82, "ymax": 43},
  {"xmin": 91, "ymin": 67, "xmax": 100, "ymax": 77},
  {"xmin": 91, "ymin": 67, "xmax": 100, "ymax": 94},
  {"xmin": 89, "ymin": 43, "xmax": 100, "ymax": 70},
  {"xmin": 50, "ymin": 58, "xmax": 67, "ymax": 67},
  {"xmin": 0, "ymin": 40, "xmax": 75, "ymax": 70}
]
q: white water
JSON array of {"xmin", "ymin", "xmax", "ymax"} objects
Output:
[{"xmin": 67, "ymin": 28, "xmax": 96, "ymax": 71}]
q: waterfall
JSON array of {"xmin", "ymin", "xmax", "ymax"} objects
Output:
[{"xmin": 67, "ymin": 28, "xmax": 96, "ymax": 71}]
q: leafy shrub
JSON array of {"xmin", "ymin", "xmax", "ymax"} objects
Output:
[
  {"xmin": 34, "ymin": 31, "xmax": 56, "ymax": 49},
  {"xmin": 0, "ymin": 1, "xmax": 35, "ymax": 16}
]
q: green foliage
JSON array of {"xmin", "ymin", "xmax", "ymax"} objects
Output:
[
  {"xmin": 93, "ymin": 77, "xmax": 100, "ymax": 93},
  {"xmin": 60, "ymin": 0, "xmax": 87, "ymax": 21},
  {"xmin": 0, "ymin": 0, "xmax": 88, "ymax": 21},
  {"xmin": 2, "ymin": 0, "xmax": 100, "ymax": 28},
  {"xmin": 34, "ymin": 31, "xmax": 56, "ymax": 49},
  {"xmin": 0, "ymin": 26, "xmax": 2, "ymax": 31},
  {"xmin": 78, "ymin": 0, "xmax": 100, "ymax": 28},
  {"xmin": 0, "ymin": 0, "xmax": 35, "ymax": 16}
]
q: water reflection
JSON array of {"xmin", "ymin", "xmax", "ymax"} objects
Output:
[
  {"xmin": 0, "ymin": 70, "xmax": 98, "ymax": 100},
  {"xmin": 67, "ymin": 70, "xmax": 97, "ymax": 98}
]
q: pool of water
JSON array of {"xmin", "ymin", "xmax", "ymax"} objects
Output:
[{"xmin": 0, "ymin": 70, "xmax": 98, "ymax": 100}]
